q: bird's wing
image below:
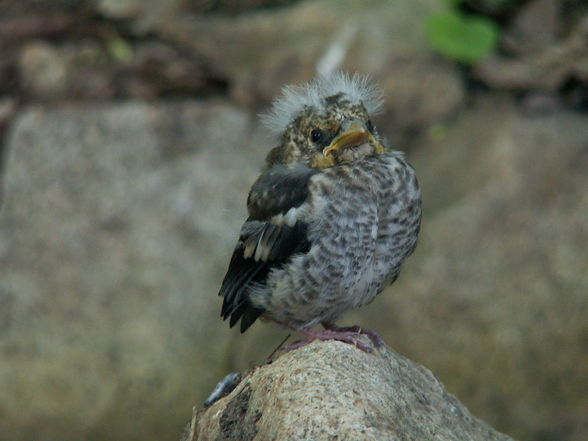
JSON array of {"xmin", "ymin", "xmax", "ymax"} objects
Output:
[{"xmin": 219, "ymin": 164, "xmax": 317, "ymax": 332}]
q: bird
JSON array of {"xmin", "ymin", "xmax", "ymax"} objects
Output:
[{"xmin": 218, "ymin": 72, "xmax": 421, "ymax": 351}]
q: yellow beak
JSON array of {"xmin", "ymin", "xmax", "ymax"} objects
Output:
[{"xmin": 322, "ymin": 120, "xmax": 384, "ymax": 157}]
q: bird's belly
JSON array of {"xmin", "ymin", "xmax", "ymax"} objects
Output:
[
  {"xmin": 263, "ymin": 208, "xmax": 411, "ymax": 327},
  {"xmin": 256, "ymin": 155, "xmax": 421, "ymax": 329},
  {"xmin": 264, "ymin": 226, "xmax": 407, "ymax": 328}
]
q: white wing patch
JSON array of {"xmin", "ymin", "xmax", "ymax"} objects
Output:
[
  {"xmin": 270, "ymin": 207, "xmax": 299, "ymax": 227},
  {"xmin": 284, "ymin": 207, "xmax": 298, "ymax": 227},
  {"xmin": 243, "ymin": 241, "xmax": 256, "ymax": 259},
  {"xmin": 261, "ymin": 72, "xmax": 384, "ymax": 136},
  {"xmin": 253, "ymin": 229, "xmax": 267, "ymax": 262},
  {"xmin": 242, "ymin": 207, "xmax": 301, "ymax": 262}
]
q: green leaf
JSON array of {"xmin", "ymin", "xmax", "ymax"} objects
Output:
[
  {"xmin": 107, "ymin": 37, "xmax": 133, "ymax": 62},
  {"xmin": 425, "ymin": 10, "xmax": 499, "ymax": 64}
]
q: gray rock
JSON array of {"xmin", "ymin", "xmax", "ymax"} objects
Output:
[
  {"xmin": 370, "ymin": 96, "xmax": 588, "ymax": 441},
  {"xmin": 18, "ymin": 41, "xmax": 68, "ymax": 99},
  {"xmin": 0, "ymin": 100, "xmax": 271, "ymax": 441},
  {"xmin": 17, "ymin": 40, "xmax": 116, "ymax": 101},
  {"xmin": 189, "ymin": 340, "xmax": 514, "ymax": 441}
]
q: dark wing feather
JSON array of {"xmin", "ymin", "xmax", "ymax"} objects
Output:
[
  {"xmin": 219, "ymin": 163, "xmax": 316, "ymax": 332},
  {"xmin": 219, "ymin": 221, "xmax": 310, "ymax": 332},
  {"xmin": 247, "ymin": 163, "xmax": 317, "ymax": 219},
  {"xmin": 219, "ymin": 243, "xmax": 268, "ymax": 319}
]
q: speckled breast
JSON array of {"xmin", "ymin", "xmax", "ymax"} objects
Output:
[{"xmin": 263, "ymin": 152, "xmax": 421, "ymax": 328}]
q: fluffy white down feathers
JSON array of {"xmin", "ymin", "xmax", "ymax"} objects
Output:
[{"xmin": 261, "ymin": 72, "xmax": 384, "ymax": 136}]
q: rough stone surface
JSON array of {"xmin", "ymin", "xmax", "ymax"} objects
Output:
[
  {"xmin": 190, "ymin": 340, "xmax": 514, "ymax": 441},
  {"xmin": 368, "ymin": 96, "xmax": 588, "ymax": 441},
  {"xmin": 0, "ymin": 100, "xmax": 269, "ymax": 441},
  {"xmin": 18, "ymin": 41, "xmax": 69, "ymax": 99}
]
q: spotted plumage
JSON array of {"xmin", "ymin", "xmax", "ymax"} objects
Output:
[{"xmin": 219, "ymin": 72, "xmax": 421, "ymax": 350}]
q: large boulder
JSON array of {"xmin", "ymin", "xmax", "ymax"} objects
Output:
[
  {"xmin": 190, "ymin": 340, "xmax": 514, "ymax": 441},
  {"xmin": 0, "ymin": 100, "xmax": 269, "ymax": 441},
  {"xmin": 367, "ymin": 96, "xmax": 588, "ymax": 441}
]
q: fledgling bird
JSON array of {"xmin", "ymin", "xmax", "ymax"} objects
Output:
[{"xmin": 219, "ymin": 73, "xmax": 421, "ymax": 351}]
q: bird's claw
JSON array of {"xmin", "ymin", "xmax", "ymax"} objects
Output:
[
  {"xmin": 284, "ymin": 328, "xmax": 375, "ymax": 352},
  {"xmin": 323, "ymin": 324, "xmax": 385, "ymax": 348}
]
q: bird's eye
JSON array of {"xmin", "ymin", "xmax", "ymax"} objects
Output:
[
  {"xmin": 366, "ymin": 119, "xmax": 374, "ymax": 133},
  {"xmin": 310, "ymin": 129, "xmax": 323, "ymax": 143}
]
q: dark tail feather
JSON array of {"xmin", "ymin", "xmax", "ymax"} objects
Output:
[
  {"xmin": 227, "ymin": 297, "xmax": 264, "ymax": 333},
  {"xmin": 221, "ymin": 263, "xmax": 267, "ymax": 319},
  {"xmin": 240, "ymin": 305, "xmax": 264, "ymax": 333}
]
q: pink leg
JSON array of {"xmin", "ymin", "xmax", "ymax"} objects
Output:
[
  {"xmin": 284, "ymin": 327, "xmax": 373, "ymax": 352},
  {"xmin": 322, "ymin": 323, "xmax": 385, "ymax": 347}
]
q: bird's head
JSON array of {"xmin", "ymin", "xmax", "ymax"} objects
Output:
[{"xmin": 261, "ymin": 73, "xmax": 387, "ymax": 169}]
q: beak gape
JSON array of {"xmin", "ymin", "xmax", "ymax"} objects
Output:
[{"xmin": 322, "ymin": 120, "xmax": 383, "ymax": 157}]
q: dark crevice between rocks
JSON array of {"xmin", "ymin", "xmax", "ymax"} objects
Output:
[
  {"xmin": 458, "ymin": 0, "xmax": 529, "ymax": 27},
  {"xmin": 185, "ymin": 0, "xmax": 302, "ymax": 16},
  {"xmin": 559, "ymin": 76, "xmax": 588, "ymax": 113},
  {"xmin": 218, "ymin": 386, "xmax": 261, "ymax": 441}
]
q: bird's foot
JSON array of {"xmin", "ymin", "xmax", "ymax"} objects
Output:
[
  {"xmin": 284, "ymin": 327, "xmax": 373, "ymax": 352},
  {"xmin": 322, "ymin": 323, "xmax": 385, "ymax": 348}
]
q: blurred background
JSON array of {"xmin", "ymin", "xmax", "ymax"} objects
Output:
[{"xmin": 0, "ymin": 0, "xmax": 587, "ymax": 440}]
